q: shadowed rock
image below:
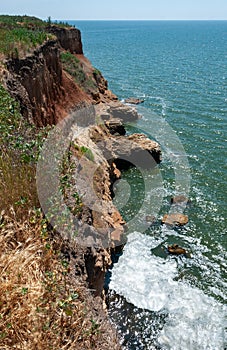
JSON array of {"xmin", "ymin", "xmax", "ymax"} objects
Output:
[{"xmin": 104, "ymin": 118, "xmax": 126, "ymax": 135}]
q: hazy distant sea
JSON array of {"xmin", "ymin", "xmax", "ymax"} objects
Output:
[{"xmin": 70, "ymin": 20, "xmax": 227, "ymax": 349}]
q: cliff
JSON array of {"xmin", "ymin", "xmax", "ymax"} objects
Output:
[
  {"xmin": 47, "ymin": 25, "xmax": 83, "ymax": 54},
  {"xmin": 1, "ymin": 24, "xmax": 117, "ymax": 126},
  {"xmin": 0, "ymin": 17, "xmax": 161, "ymax": 349}
]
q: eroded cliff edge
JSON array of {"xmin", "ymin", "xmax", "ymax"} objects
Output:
[{"xmin": 0, "ymin": 20, "xmax": 161, "ymax": 348}]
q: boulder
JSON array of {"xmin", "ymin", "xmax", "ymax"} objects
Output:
[
  {"xmin": 162, "ymin": 213, "xmax": 188, "ymax": 226},
  {"xmin": 171, "ymin": 195, "xmax": 190, "ymax": 205},
  {"xmin": 104, "ymin": 118, "xmax": 126, "ymax": 135},
  {"xmin": 109, "ymin": 102, "xmax": 140, "ymax": 122},
  {"xmin": 90, "ymin": 126, "xmax": 162, "ymax": 169},
  {"xmin": 167, "ymin": 244, "xmax": 187, "ymax": 255},
  {"xmin": 110, "ymin": 133, "xmax": 162, "ymax": 168},
  {"xmin": 125, "ymin": 98, "xmax": 144, "ymax": 105},
  {"xmin": 95, "ymin": 101, "xmax": 141, "ymax": 122}
]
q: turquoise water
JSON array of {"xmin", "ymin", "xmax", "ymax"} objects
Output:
[{"xmin": 71, "ymin": 21, "xmax": 227, "ymax": 349}]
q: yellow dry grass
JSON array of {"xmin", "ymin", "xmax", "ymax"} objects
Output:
[{"xmin": 0, "ymin": 210, "xmax": 119, "ymax": 349}]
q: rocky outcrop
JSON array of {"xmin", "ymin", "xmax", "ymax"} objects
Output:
[
  {"xmin": 167, "ymin": 244, "xmax": 187, "ymax": 256},
  {"xmin": 95, "ymin": 101, "xmax": 140, "ymax": 122},
  {"xmin": 162, "ymin": 213, "xmax": 188, "ymax": 226},
  {"xmin": 47, "ymin": 25, "xmax": 83, "ymax": 54},
  {"xmin": 90, "ymin": 125, "xmax": 161, "ymax": 169},
  {"xmin": 104, "ymin": 118, "xmax": 126, "ymax": 135},
  {"xmin": 75, "ymin": 55, "xmax": 118, "ymax": 104}
]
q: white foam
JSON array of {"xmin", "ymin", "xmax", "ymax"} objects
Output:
[{"xmin": 110, "ymin": 231, "xmax": 226, "ymax": 350}]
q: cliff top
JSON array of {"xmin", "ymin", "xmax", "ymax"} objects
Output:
[
  {"xmin": 0, "ymin": 15, "xmax": 73, "ymax": 29},
  {"xmin": 0, "ymin": 15, "xmax": 76, "ymax": 59}
]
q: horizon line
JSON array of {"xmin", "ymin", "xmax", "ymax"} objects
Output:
[{"xmin": 54, "ymin": 18, "xmax": 227, "ymax": 22}]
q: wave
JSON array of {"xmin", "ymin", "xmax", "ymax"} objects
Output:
[{"xmin": 109, "ymin": 231, "xmax": 226, "ymax": 350}]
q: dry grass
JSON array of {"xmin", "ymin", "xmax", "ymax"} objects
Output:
[{"xmin": 0, "ymin": 210, "xmax": 120, "ymax": 350}]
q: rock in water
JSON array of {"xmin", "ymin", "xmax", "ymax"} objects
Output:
[
  {"xmin": 162, "ymin": 213, "xmax": 188, "ymax": 226},
  {"xmin": 145, "ymin": 215, "xmax": 156, "ymax": 223},
  {"xmin": 125, "ymin": 98, "xmax": 145, "ymax": 105},
  {"xmin": 167, "ymin": 244, "xmax": 187, "ymax": 255},
  {"xmin": 171, "ymin": 195, "xmax": 190, "ymax": 205}
]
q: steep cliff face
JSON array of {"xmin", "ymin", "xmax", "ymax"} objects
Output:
[
  {"xmin": 47, "ymin": 25, "xmax": 83, "ymax": 54},
  {"xmin": 2, "ymin": 25, "xmax": 115, "ymax": 126},
  {"xmin": 3, "ymin": 40, "xmax": 91, "ymax": 126}
]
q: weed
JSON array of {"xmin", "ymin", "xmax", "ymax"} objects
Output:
[
  {"xmin": 21, "ymin": 287, "xmax": 28, "ymax": 295},
  {"xmin": 73, "ymin": 143, "xmax": 95, "ymax": 162},
  {"xmin": 80, "ymin": 145, "xmax": 95, "ymax": 162}
]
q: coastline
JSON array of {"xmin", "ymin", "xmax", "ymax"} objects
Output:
[{"xmin": 0, "ymin": 16, "xmax": 161, "ymax": 349}]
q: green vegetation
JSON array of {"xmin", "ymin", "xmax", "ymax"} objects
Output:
[
  {"xmin": 59, "ymin": 149, "xmax": 84, "ymax": 218},
  {"xmin": 0, "ymin": 14, "xmax": 73, "ymax": 30},
  {"xmin": 0, "ymin": 15, "xmax": 76, "ymax": 58},
  {"xmin": 93, "ymin": 68, "xmax": 102, "ymax": 77},
  {"xmin": 80, "ymin": 145, "xmax": 95, "ymax": 162},
  {"xmin": 0, "ymin": 15, "xmax": 45, "ymax": 28},
  {"xmin": 0, "ymin": 15, "xmax": 55, "ymax": 58},
  {"xmin": 0, "ymin": 84, "xmax": 50, "ymax": 164},
  {"xmin": 53, "ymin": 20, "xmax": 74, "ymax": 28},
  {"xmin": 0, "ymin": 83, "xmax": 51, "ymax": 217},
  {"xmin": 60, "ymin": 51, "xmax": 86, "ymax": 84},
  {"xmin": 0, "ymin": 27, "xmax": 52, "ymax": 58},
  {"xmin": 73, "ymin": 143, "xmax": 95, "ymax": 162},
  {"xmin": 60, "ymin": 51, "xmax": 97, "ymax": 92}
]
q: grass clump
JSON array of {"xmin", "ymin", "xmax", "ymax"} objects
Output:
[
  {"xmin": 0, "ymin": 83, "xmax": 50, "ymax": 162},
  {"xmin": 0, "ymin": 211, "xmax": 113, "ymax": 349},
  {"xmin": 73, "ymin": 143, "xmax": 95, "ymax": 162}
]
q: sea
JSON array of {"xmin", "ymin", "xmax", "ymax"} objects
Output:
[{"xmin": 69, "ymin": 20, "xmax": 227, "ymax": 349}]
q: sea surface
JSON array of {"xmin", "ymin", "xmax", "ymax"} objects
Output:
[{"xmin": 70, "ymin": 20, "xmax": 227, "ymax": 349}]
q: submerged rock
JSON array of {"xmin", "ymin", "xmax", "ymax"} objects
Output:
[
  {"xmin": 171, "ymin": 195, "xmax": 190, "ymax": 205},
  {"xmin": 162, "ymin": 213, "xmax": 188, "ymax": 226},
  {"xmin": 145, "ymin": 215, "xmax": 156, "ymax": 223}
]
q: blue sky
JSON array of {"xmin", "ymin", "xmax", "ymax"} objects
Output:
[{"xmin": 1, "ymin": 0, "xmax": 227, "ymax": 20}]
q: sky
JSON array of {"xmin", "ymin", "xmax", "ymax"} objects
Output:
[{"xmin": 1, "ymin": 0, "xmax": 227, "ymax": 20}]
